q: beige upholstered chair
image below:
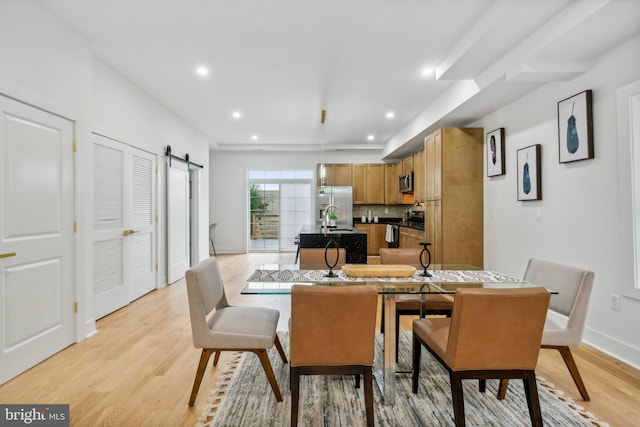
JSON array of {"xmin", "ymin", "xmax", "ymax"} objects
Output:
[
  {"xmin": 298, "ymin": 247, "xmax": 346, "ymax": 268},
  {"xmin": 498, "ymin": 258, "xmax": 595, "ymax": 401},
  {"xmin": 290, "ymin": 285, "xmax": 378, "ymax": 427},
  {"xmin": 185, "ymin": 257, "xmax": 287, "ymax": 406},
  {"xmin": 379, "ymin": 248, "xmax": 453, "ymax": 360},
  {"xmin": 412, "ymin": 287, "xmax": 550, "ymax": 427}
]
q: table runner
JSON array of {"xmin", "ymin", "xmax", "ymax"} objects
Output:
[{"xmin": 246, "ymin": 269, "xmax": 522, "ymax": 283}]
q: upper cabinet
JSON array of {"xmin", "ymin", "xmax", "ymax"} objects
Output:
[
  {"xmin": 317, "ymin": 163, "xmax": 352, "ymax": 187},
  {"xmin": 402, "ymin": 156, "xmax": 413, "ymax": 174},
  {"xmin": 352, "ymin": 163, "xmax": 385, "ymax": 204},
  {"xmin": 384, "ymin": 162, "xmax": 400, "ymax": 205},
  {"xmin": 413, "ymin": 147, "xmax": 425, "ymax": 202}
]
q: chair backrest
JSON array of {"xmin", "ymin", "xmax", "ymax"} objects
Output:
[
  {"xmin": 185, "ymin": 257, "xmax": 229, "ymax": 348},
  {"xmin": 379, "ymin": 248, "xmax": 424, "ymax": 267},
  {"xmin": 523, "ymin": 258, "xmax": 594, "ymax": 344},
  {"xmin": 299, "ymin": 248, "xmax": 347, "ymax": 267},
  {"xmin": 290, "ymin": 285, "xmax": 378, "ymax": 367},
  {"xmin": 445, "ymin": 287, "xmax": 550, "ymax": 371}
]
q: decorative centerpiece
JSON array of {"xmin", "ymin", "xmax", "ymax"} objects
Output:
[{"xmin": 419, "ymin": 242, "xmax": 432, "ymax": 277}]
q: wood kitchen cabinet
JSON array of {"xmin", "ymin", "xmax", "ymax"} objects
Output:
[
  {"xmin": 352, "ymin": 163, "xmax": 385, "ymax": 204},
  {"xmin": 423, "ymin": 127, "xmax": 483, "ymax": 267},
  {"xmin": 384, "ymin": 162, "xmax": 400, "ymax": 204},
  {"xmin": 413, "ymin": 147, "xmax": 426, "ymax": 202},
  {"xmin": 355, "ymin": 223, "xmax": 387, "ymax": 255},
  {"xmin": 398, "ymin": 226, "xmax": 425, "ymax": 250},
  {"xmin": 317, "ymin": 163, "xmax": 352, "ymax": 186},
  {"xmin": 402, "ymin": 156, "xmax": 413, "ymax": 174}
]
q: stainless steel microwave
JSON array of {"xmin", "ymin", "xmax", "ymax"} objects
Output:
[{"xmin": 399, "ymin": 172, "xmax": 413, "ymax": 193}]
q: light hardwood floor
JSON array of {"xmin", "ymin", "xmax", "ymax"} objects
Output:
[{"xmin": 1, "ymin": 253, "xmax": 639, "ymax": 426}]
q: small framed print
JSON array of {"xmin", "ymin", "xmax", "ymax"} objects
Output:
[
  {"xmin": 557, "ymin": 89, "xmax": 594, "ymax": 163},
  {"xmin": 517, "ymin": 144, "xmax": 541, "ymax": 201},
  {"xmin": 486, "ymin": 128, "xmax": 505, "ymax": 177}
]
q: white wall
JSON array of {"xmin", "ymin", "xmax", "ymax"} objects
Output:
[
  {"xmin": 476, "ymin": 35, "xmax": 640, "ymax": 368},
  {"xmin": 0, "ymin": 0, "xmax": 211, "ymax": 340},
  {"xmin": 209, "ymin": 151, "xmax": 383, "ymax": 254}
]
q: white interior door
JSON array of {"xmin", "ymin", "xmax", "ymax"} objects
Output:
[
  {"xmin": 167, "ymin": 161, "xmax": 190, "ymax": 283},
  {"xmin": 93, "ymin": 134, "xmax": 157, "ymax": 319},
  {"xmin": 0, "ymin": 95, "xmax": 75, "ymax": 385},
  {"xmin": 128, "ymin": 147, "xmax": 156, "ymax": 300}
]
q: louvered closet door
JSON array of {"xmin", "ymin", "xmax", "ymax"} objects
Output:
[
  {"xmin": 128, "ymin": 147, "xmax": 156, "ymax": 301},
  {"xmin": 93, "ymin": 134, "xmax": 157, "ymax": 319}
]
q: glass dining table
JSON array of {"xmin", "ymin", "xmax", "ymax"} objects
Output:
[{"xmin": 241, "ymin": 263, "xmax": 552, "ymax": 405}]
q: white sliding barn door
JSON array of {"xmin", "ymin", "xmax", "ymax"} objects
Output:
[
  {"xmin": 167, "ymin": 161, "xmax": 190, "ymax": 283},
  {"xmin": 0, "ymin": 95, "xmax": 75, "ymax": 385},
  {"xmin": 93, "ymin": 134, "xmax": 156, "ymax": 319}
]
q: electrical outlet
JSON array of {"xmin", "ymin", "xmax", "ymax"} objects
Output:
[
  {"xmin": 610, "ymin": 294, "xmax": 622, "ymax": 311},
  {"xmin": 536, "ymin": 209, "xmax": 542, "ymax": 221},
  {"xmin": 384, "ymin": 208, "xmax": 389, "ymax": 214}
]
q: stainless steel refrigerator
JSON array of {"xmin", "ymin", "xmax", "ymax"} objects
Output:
[{"xmin": 315, "ymin": 186, "xmax": 353, "ymax": 227}]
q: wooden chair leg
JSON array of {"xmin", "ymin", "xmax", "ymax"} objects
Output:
[
  {"xmin": 291, "ymin": 367, "xmax": 300, "ymax": 427},
  {"xmin": 380, "ymin": 300, "xmax": 385, "ymax": 334},
  {"xmin": 522, "ymin": 371, "xmax": 543, "ymax": 427},
  {"xmin": 395, "ymin": 311, "xmax": 401, "ymax": 363},
  {"xmin": 254, "ymin": 349, "xmax": 283, "ymax": 402},
  {"xmin": 479, "ymin": 379, "xmax": 486, "ymax": 393},
  {"xmin": 412, "ymin": 333, "xmax": 422, "ymax": 393},
  {"xmin": 189, "ymin": 348, "xmax": 214, "ymax": 406},
  {"xmin": 364, "ymin": 367, "xmax": 374, "ymax": 427},
  {"xmin": 213, "ymin": 351, "xmax": 220, "ymax": 366},
  {"xmin": 497, "ymin": 379, "xmax": 509, "ymax": 400},
  {"xmin": 449, "ymin": 371, "xmax": 466, "ymax": 427},
  {"xmin": 550, "ymin": 345, "xmax": 590, "ymax": 401},
  {"xmin": 274, "ymin": 334, "xmax": 288, "ymax": 363},
  {"xmin": 355, "ymin": 374, "xmax": 360, "ymax": 389}
]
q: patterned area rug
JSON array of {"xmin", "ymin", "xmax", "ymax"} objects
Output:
[
  {"xmin": 246, "ymin": 269, "xmax": 523, "ymax": 283},
  {"xmin": 196, "ymin": 333, "xmax": 608, "ymax": 427}
]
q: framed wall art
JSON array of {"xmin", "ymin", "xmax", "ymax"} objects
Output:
[
  {"xmin": 517, "ymin": 144, "xmax": 541, "ymax": 201},
  {"xmin": 557, "ymin": 89, "xmax": 593, "ymax": 163},
  {"xmin": 486, "ymin": 128, "xmax": 505, "ymax": 176}
]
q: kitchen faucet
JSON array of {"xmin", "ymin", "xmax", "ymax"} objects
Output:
[{"xmin": 323, "ymin": 204, "xmax": 342, "ymax": 234}]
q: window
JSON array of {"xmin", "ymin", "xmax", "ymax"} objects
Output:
[{"xmin": 248, "ymin": 170, "xmax": 313, "ymax": 252}]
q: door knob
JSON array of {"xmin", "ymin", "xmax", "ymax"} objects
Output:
[
  {"xmin": 0, "ymin": 252, "xmax": 17, "ymax": 259},
  {"xmin": 123, "ymin": 229, "xmax": 140, "ymax": 236}
]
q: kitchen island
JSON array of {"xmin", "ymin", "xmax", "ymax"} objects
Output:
[{"xmin": 298, "ymin": 225, "xmax": 367, "ymax": 264}]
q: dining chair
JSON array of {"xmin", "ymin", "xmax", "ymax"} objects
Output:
[
  {"xmin": 290, "ymin": 284, "xmax": 378, "ymax": 427},
  {"xmin": 497, "ymin": 258, "xmax": 595, "ymax": 401},
  {"xmin": 412, "ymin": 287, "xmax": 550, "ymax": 427},
  {"xmin": 185, "ymin": 257, "xmax": 287, "ymax": 406},
  {"xmin": 298, "ymin": 247, "xmax": 346, "ymax": 267},
  {"xmin": 379, "ymin": 248, "xmax": 453, "ymax": 361}
]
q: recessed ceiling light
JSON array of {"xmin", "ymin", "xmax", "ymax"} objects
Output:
[
  {"xmin": 421, "ymin": 67, "xmax": 434, "ymax": 77},
  {"xmin": 367, "ymin": 134, "xmax": 375, "ymax": 141},
  {"xmin": 386, "ymin": 111, "xmax": 395, "ymax": 119},
  {"xmin": 251, "ymin": 135, "xmax": 258, "ymax": 141},
  {"xmin": 232, "ymin": 111, "xmax": 242, "ymax": 119},
  {"xmin": 195, "ymin": 66, "xmax": 209, "ymax": 77}
]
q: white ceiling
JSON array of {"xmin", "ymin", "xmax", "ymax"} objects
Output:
[{"xmin": 39, "ymin": 0, "xmax": 640, "ymax": 159}]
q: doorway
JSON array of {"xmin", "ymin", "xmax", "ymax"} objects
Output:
[
  {"xmin": 248, "ymin": 170, "xmax": 313, "ymax": 252},
  {"xmin": 92, "ymin": 133, "xmax": 157, "ymax": 319}
]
